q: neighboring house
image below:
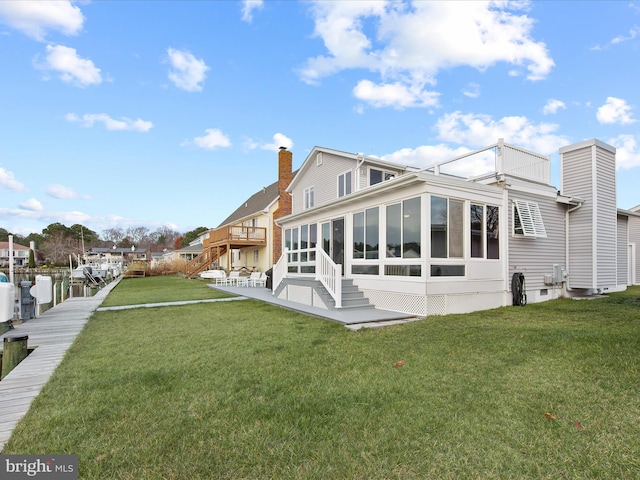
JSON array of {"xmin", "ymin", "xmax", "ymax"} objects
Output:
[
  {"xmin": 273, "ymin": 138, "xmax": 640, "ymax": 317},
  {"xmin": 0, "ymin": 241, "xmax": 30, "ymax": 267},
  {"xmin": 186, "ymin": 147, "xmax": 297, "ymax": 277},
  {"xmin": 85, "ymin": 247, "xmax": 148, "ymax": 265},
  {"xmin": 166, "ymin": 243, "xmax": 202, "ymax": 263},
  {"xmin": 150, "ymin": 251, "xmax": 168, "ymax": 269}
]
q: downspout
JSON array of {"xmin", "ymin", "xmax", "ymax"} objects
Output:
[{"xmin": 355, "ymin": 153, "xmax": 365, "ymax": 191}]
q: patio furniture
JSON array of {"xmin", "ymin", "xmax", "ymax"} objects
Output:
[
  {"xmin": 247, "ymin": 271, "xmax": 267, "ymax": 287},
  {"xmin": 226, "ymin": 271, "xmax": 243, "ymax": 286}
]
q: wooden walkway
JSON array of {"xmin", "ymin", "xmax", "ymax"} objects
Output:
[{"xmin": 0, "ymin": 279, "xmax": 120, "ymax": 451}]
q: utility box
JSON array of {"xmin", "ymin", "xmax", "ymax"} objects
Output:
[
  {"xmin": 20, "ymin": 281, "xmax": 35, "ymax": 321},
  {"xmin": 0, "ymin": 283, "xmax": 15, "ymax": 322},
  {"xmin": 30, "ymin": 275, "xmax": 53, "ymax": 305}
]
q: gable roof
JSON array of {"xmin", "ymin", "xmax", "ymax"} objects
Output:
[
  {"xmin": 286, "ymin": 146, "xmax": 419, "ymax": 193},
  {"xmin": 0, "ymin": 241, "xmax": 29, "ymax": 251},
  {"xmin": 217, "ymin": 169, "xmax": 299, "ymax": 228}
]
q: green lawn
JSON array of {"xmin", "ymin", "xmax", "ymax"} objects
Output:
[{"xmin": 3, "ymin": 276, "xmax": 640, "ymax": 479}]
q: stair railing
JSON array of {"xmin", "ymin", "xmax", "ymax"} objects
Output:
[
  {"xmin": 272, "ymin": 248, "xmax": 288, "ymax": 294},
  {"xmin": 315, "ymin": 247, "xmax": 342, "ymax": 308}
]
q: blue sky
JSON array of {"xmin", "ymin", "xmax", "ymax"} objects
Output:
[{"xmin": 1, "ymin": 0, "xmax": 640, "ymax": 238}]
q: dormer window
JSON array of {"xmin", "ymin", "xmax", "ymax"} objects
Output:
[{"xmin": 369, "ymin": 168, "xmax": 395, "ymax": 186}]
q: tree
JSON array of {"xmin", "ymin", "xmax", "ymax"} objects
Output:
[
  {"xmin": 149, "ymin": 226, "xmax": 181, "ymax": 250},
  {"xmin": 174, "ymin": 236, "xmax": 184, "ymax": 250},
  {"xmin": 181, "ymin": 226, "xmax": 209, "ymax": 247},
  {"xmin": 28, "ymin": 249, "xmax": 36, "ymax": 268},
  {"xmin": 102, "ymin": 227, "xmax": 125, "ymax": 245},
  {"xmin": 126, "ymin": 226, "xmax": 150, "ymax": 246}
]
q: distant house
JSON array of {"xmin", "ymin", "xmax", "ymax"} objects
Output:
[
  {"xmin": 84, "ymin": 246, "xmax": 148, "ymax": 265},
  {"xmin": 271, "ymin": 138, "xmax": 640, "ymax": 316},
  {"xmin": 186, "ymin": 147, "xmax": 297, "ymax": 277},
  {"xmin": 0, "ymin": 241, "xmax": 30, "ymax": 267},
  {"xmin": 165, "ymin": 243, "xmax": 202, "ymax": 263}
]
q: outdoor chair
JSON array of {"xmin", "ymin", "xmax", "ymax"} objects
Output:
[
  {"xmin": 226, "ymin": 271, "xmax": 245, "ymax": 286},
  {"xmin": 247, "ymin": 271, "xmax": 265, "ymax": 287},
  {"xmin": 251, "ymin": 272, "xmax": 268, "ymax": 288}
]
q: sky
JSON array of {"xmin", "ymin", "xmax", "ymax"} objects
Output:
[{"xmin": 2, "ymin": 0, "xmax": 640, "ymax": 238}]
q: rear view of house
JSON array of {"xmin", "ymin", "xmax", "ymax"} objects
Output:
[{"xmin": 271, "ymin": 138, "xmax": 639, "ymax": 317}]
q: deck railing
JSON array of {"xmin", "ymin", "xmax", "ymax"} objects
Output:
[
  {"xmin": 205, "ymin": 226, "xmax": 267, "ymax": 247},
  {"xmin": 428, "ymin": 138, "xmax": 550, "ymax": 185}
]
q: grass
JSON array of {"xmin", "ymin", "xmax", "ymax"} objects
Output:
[
  {"xmin": 99, "ymin": 275, "xmax": 233, "ymax": 307},
  {"xmin": 3, "ymin": 276, "xmax": 640, "ymax": 479}
]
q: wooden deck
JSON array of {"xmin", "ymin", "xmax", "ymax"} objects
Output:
[{"xmin": 0, "ymin": 279, "xmax": 121, "ymax": 451}]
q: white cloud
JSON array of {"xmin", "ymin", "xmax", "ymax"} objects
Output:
[
  {"xmin": 0, "ymin": 0, "xmax": 83, "ymax": 41},
  {"xmin": 597, "ymin": 97, "xmax": 636, "ymax": 125},
  {"xmin": 261, "ymin": 133, "xmax": 294, "ymax": 152},
  {"xmin": 593, "ymin": 26, "xmax": 640, "ymax": 50},
  {"xmin": 609, "ymin": 134, "xmax": 640, "ymax": 169},
  {"xmin": 0, "ymin": 167, "xmax": 26, "ymax": 191},
  {"xmin": 462, "ymin": 83, "xmax": 480, "ymax": 99},
  {"xmin": 543, "ymin": 99, "xmax": 566, "ymax": 115},
  {"xmin": 66, "ymin": 113, "xmax": 153, "ymax": 132},
  {"xmin": 353, "ymin": 80, "xmax": 439, "ymax": 109},
  {"xmin": 382, "ymin": 144, "xmax": 474, "ymax": 170},
  {"xmin": 46, "ymin": 184, "xmax": 90, "ymax": 200},
  {"xmin": 434, "ymin": 111, "xmax": 569, "ymax": 155},
  {"xmin": 167, "ymin": 48, "xmax": 209, "ymax": 92},
  {"xmin": 19, "ymin": 198, "xmax": 43, "ymax": 211},
  {"xmin": 241, "ymin": 0, "xmax": 264, "ymax": 23},
  {"xmin": 189, "ymin": 129, "xmax": 232, "ymax": 150},
  {"xmin": 35, "ymin": 44, "xmax": 102, "ymax": 87},
  {"xmin": 300, "ymin": 1, "xmax": 554, "ymax": 109}
]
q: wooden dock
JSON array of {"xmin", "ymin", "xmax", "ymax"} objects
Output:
[{"xmin": 0, "ymin": 279, "xmax": 120, "ymax": 451}]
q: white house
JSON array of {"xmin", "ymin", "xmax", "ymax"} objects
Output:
[{"xmin": 272, "ymin": 138, "xmax": 640, "ymax": 317}]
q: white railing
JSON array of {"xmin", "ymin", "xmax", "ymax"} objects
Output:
[
  {"xmin": 427, "ymin": 138, "xmax": 550, "ymax": 185},
  {"xmin": 315, "ymin": 248, "xmax": 342, "ymax": 308},
  {"xmin": 271, "ymin": 248, "xmax": 288, "ymax": 294}
]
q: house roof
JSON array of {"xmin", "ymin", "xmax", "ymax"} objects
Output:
[
  {"xmin": 0, "ymin": 241, "xmax": 29, "ymax": 251},
  {"xmin": 87, "ymin": 247, "xmax": 148, "ymax": 254},
  {"xmin": 286, "ymin": 146, "xmax": 420, "ymax": 193},
  {"xmin": 175, "ymin": 244, "xmax": 203, "ymax": 253},
  {"xmin": 217, "ymin": 169, "xmax": 299, "ymax": 228}
]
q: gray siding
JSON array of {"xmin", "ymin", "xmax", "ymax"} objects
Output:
[
  {"xmin": 291, "ymin": 152, "xmax": 407, "ymax": 215},
  {"xmin": 563, "ymin": 146, "xmax": 595, "ymax": 288},
  {"xmin": 617, "ymin": 215, "xmax": 628, "ymax": 286},
  {"xmin": 291, "ymin": 152, "xmax": 356, "ymax": 214},
  {"xmin": 508, "ymin": 191, "xmax": 566, "ymax": 290},
  {"xmin": 630, "ymin": 216, "xmax": 640, "ymax": 285},
  {"xmin": 595, "ymin": 148, "xmax": 617, "ymax": 288}
]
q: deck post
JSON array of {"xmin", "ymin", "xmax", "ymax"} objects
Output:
[{"xmin": 1, "ymin": 334, "xmax": 29, "ymax": 379}]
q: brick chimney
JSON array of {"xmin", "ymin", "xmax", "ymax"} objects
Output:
[{"xmin": 272, "ymin": 147, "xmax": 292, "ymax": 264}]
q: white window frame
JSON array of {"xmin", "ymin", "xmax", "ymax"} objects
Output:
[
  {"xmin": 337, "ymin": 170, "xmax": 352, "ymax": 198},
  {"xmin": 513, "ymin": 200, "xmax": 547, "ymax": 238},
  {"xmin": 304, "ymin": 186, "xmax": 315, "ymax": 210},
  {"xmin": 369, "ymin": 167, "xmax": 396, "ymax": 186}
]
